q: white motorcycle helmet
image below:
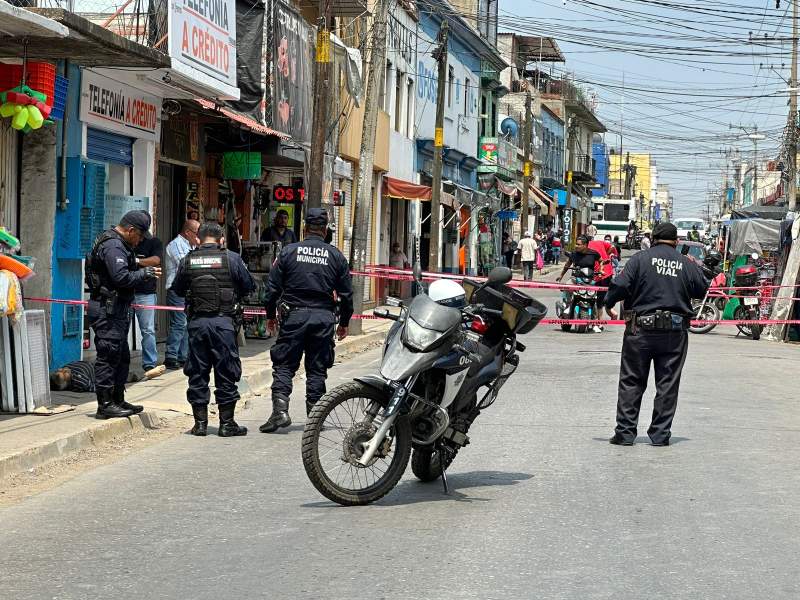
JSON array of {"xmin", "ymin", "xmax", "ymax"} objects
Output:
[{"xmin": 428, "ymin": 279, "xmax": 467, "ymax": 308}]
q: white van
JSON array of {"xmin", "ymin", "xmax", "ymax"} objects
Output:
[{"xmin": 674, "ymin": 218, "xmax": 705, "ymax": 240}]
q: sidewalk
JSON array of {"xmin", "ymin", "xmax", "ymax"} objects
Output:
[{"xmin": 0, "ymin": 318, "xmax": 390, "ymax": 480}]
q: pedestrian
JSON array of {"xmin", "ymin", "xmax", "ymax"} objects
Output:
[
  {"xmin": 586, "ymin": 223, "xmax": 598, "ymax": 239},
  {"xmin": 261, "ymin": 208, "xmax": 298, "ymax": 245},
  {"xmin": 170, "ymin": 222, "xmax": 256, "ymax": 437},
  {"xmin": 164, "ymin": 220, "xmax": 200, "ymax": 370},
  {"xmin": 551, "ymin": 235, "xmax": 562, "ymax": 265},
  {"xmin": 133, "ymin": 233, "xmax": 163, "ymax": 373},
  {"xmin": 501, "ymin": 232, "xmax": 516, "ymax": 269},
  {"xmin": 85, "ymin": 210, "xmax": 160, "ymax": 419},
  {"xmin": 518, "ymin": 231, "xmax": 538, "ymax": 281},
  {"xmin": 640, "ymin": 232, "xmax": 652, "ymax": 250},
  {"xmin": 260, "ymin": 208, "xmax": 353, "ymax": 433},
  {"xmin": 588, "ymin": 236, "xmax": 618, "ymax": 329},
  {"xmin": 604, "ymin": 222, "xmax": 711, "ymax": 446},
  {"xmin": 389, "ymin": 241, "xmax": 410, "ymax": 297}
]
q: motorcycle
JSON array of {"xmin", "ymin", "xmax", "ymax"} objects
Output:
[
  {"xmin": 301, "ymin": 266, "xmax": 547, "ymax": 506},
  {"xmin": 555, "ymin": 266, "xmax": 598, "ymax": 333},
  {"xmin": 689, "ymin": 271, "xmax": 725, "ymax": 334},
  {"xmin": 732, "ymin": 260, "xmax": 762, "ymax": 341}
]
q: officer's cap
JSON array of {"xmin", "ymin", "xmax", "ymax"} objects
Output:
[
  {"xmin": 120, "ymin": 210, "xmax": 152, "ymax": 239},
  {"xmin": 305, "ymin": 208, "xmax": 329, "ymax": 227},
  {"xmin": 652, "ymin": 222, "xmax": 678, "ymax": 241}
]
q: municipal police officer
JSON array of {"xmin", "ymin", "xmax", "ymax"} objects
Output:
[
  {"xmin": 603, "ymin": 222, "xmax": 711, "ymax": 446},
  {"xmin": 260, "ymin": 208, "xmax": 353, "ymax": 433},
  {"xmin": 170, "ymin": 222, "xmax": 255, "ymax": 437},
  {"xmin": 86, "ymin": 210, "xmax": 160, "ymax": 419}
]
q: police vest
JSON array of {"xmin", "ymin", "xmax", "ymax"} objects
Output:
[
  {"xmin": 85, "ymin": 230, "xmax": 135, "ymax": 299},
  {"xmin": 185, "ymin": 246, "xmax": 237, "ymax": 317}
]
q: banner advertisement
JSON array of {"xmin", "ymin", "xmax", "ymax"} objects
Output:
[
  {"xmin": 169, "ymin": 0, "xmax": 237, "ymax": 89},
  {"xmin": 79, "ymin": 70, "xmax": 159, "ymax": 141},
  {"xmin": 272, "ymin": 0, "xmax": 313, "ymax": 144}
]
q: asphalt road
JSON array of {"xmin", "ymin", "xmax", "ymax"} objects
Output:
[{"xmin": 2, "ymin": 288, "xmax": 799, "ymax": 599}]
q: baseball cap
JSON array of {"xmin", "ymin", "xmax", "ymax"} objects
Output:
[
  {"xmin": 305, "ymin": 208, "xmax": 329, "ymax": 227},
  {"xmin": 652, "ymin": 222, "xmax": 678, "ymax": 241},
  {"xmin": 120, "ymin": 210, "xmax": 152, "ymax": 239}
]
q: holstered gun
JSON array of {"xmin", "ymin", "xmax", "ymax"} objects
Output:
[{"xmin": 623, "ymin": 310, "xmax": 638, "ymax": 335}]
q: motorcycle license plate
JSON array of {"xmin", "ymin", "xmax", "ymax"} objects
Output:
[{"xmin": 743, "ymin": 297, "xmax": 759, "ymax": 306}]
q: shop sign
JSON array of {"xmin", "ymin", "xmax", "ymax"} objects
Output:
[
  {"xmin": 161, "ymin": 114, "xmax": 204, "ymax": 167},
  {"xmin": 273, "ymin": 185, "xmax": 305, "ymax": 203},
  {"xmin": 273, "ymin": 0, "xmax": 313, "ymax": 144},
  {"xmin": 169, "ymin": 0, "xmax": 237, "ymax": 89},
  {"xmin": 478, "ymin": 137, "xmax": 521, "ymax": 174},
  {"xmin": 80, "ymin": 71, "xmax": 159, "ymax": 141}
]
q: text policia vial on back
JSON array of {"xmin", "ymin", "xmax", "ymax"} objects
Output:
[{"xmin": 652, "ymin": 257, "xmax": 684, "ymax": 278}]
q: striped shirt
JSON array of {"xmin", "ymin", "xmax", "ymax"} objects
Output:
[{"xmin": 65, "ymin": 361, "xmax": 95, "ymax": 393}]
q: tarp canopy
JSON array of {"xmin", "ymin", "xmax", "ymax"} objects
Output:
[
  {"xmin": 383, "ymin": 176, "xmax": 432, "ymax": 201},
  {"xmin": 728, "ymin": 218, "xmax": 782, "ymax": 255},
  {"xmin": 730, "ymin": 205, "xmax": 788, "ymax": 220}
]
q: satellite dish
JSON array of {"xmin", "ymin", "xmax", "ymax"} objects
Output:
[{"xmin": 500, "ymin": 117, "xmax": 519, "ymax": 139}]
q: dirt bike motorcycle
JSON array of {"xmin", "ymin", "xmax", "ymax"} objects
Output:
[
  {"xmin": 301, "ymin": 266, "xmax": 547, "ymax": 506},
  {"xmin": 555, "ymin": 266, "xmax": 598, "ymax": 333}
]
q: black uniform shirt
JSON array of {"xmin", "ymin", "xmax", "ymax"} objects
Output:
[
  {"xmin": 133, "ymin": 237, "xmax": 164, "ymax": 294},
  {"xmin": 568, "ymin": 249, "xmax": 600, "ymax": 270},
  {"xmin": 94, "ymin": 230, "xmax": 152, "ymax": 301},
  {"xmin": 604, "ymin": 242, "xmax": 710, "ymax": 315},
  {"xmin": 170, "ymin": 244, "xmax": 257, "ymax": 300},
  {"xmin": 265, "ymin": 233, "xmax": 354, "ymax": 326}
]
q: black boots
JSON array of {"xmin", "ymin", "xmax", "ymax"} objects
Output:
[
  {"xmin": 95, "ymin": 388, "xmax": 135, "ymax": 419},
  {"xmin": 259, "ymin": 396, "xmax": 291, "ymax": 433},
  {"xmin": 114, "ymin": 385, "xmax": 143, "ymax": 415},
  {"xmin": 190, "ymin": 404, "xmax": 208, "ymax": 436},
  {"xmin": 218, "ymin": 402, "xmax": 247, "ymax": 437}
]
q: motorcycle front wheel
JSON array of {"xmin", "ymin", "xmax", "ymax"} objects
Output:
[
  {"xmin": 301, "ymin": 381, "xmax": 412, "ymax": 506},
  {"xmin": 689, "ymin": 301, "xmax": 718, "ymax": 334}
]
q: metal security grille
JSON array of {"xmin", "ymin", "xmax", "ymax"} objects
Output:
[{"xmin": 86, "ymin": 127, "xmax": 134, "ymax": 166}]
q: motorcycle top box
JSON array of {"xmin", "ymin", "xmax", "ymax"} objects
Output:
[
  {"xmin": 461, "ymin": 279, "xmax": 547, "ymax": 334},
  {"xmin": 734, "ymin": 265, "xmax": 758, "ymax": 287}
]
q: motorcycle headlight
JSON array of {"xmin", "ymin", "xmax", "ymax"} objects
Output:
[{"xmin": 403, "ymin": 318, "xmax": 444, "ymax": 352}]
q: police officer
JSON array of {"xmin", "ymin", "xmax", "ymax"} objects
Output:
[
  {"xmin": 86, "ymin": 210, "xmax": 160, "ymax": 419},
  {"xmin": 603, "ymin": 222, "xmax": 711, "ymax": 446},
  {"xmin": 260, "ymin": 208, "xmax": 353, "ymax": 433},
  {"xmin": 170, "ymin": 222, "xmax": 256, "ymax": 437}
]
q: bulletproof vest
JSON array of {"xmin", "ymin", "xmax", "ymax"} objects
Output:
[
  {"xmin": 185, "ymin": 246, "xmax": 236, "ymax": 316},
  {"xmin": 85, "ymin": 230, "xmax": 134, "ymax": 298}
]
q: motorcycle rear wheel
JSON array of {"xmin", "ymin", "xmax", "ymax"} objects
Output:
[
  {"xmin": 301, "ymin": 382, "xmax": 412, "ymax": 506},
  {"xmin": 689, "ymin": 301, "xmax": 718, "ymax": 334},
  {"xmin": 561, "ymin": 323, "xmax": 572, "ymax": 332},
  {"xmin": 411, "ymin": 446, "xmax": 459, "ymax": 482},
  {"xmin": 733, "ymin": 306, "xmax": 759, "ymax": 339}
]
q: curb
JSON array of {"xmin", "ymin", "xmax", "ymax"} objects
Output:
[
  {"xmin": 0, "ymin": 410, "xmax": 168, "ymax": 480},
  {"xmin": 242, "ymin": 327, "xmax": 388, "ymax": 394},
  {"xmin": 0, "ymin": 327, "xmax": 388, "ymax": 481}
]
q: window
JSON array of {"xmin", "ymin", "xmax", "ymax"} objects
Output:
[
  {"xmin": 447, "ymin": 66, "xmax": 454, "ymax": 108},
  {"xmin": 382, "ymin": 60, "xmax": 392, "ymax": 112},
  {"xmin": 464, "ymin": 77, "xmax": 470, "ymax": 117},
  {"xmin": 480, "ymin": 94, "xmax": 487, "ymax": 137},
  {"xmin": 604, "ymin": 204, "xmax": 630, "ymax": 222},
  {"xmin": 394, "ymin": 70, "xmax": 403, "ymax": 131},
  {"xmin": 406, "ymin": 78, "xmax": 414, "ymax": 138}
]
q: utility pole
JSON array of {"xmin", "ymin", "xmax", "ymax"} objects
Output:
[
  {"xmin": 307, "ymin": 0, "xmax": 333, "ymax": 209},
  {"xmin": 428, "ymin": 20, "xmax": 448, "ymax": 272},
  {"xmin": 769, "ymin": 0, "xmax": 800, "ymax": 340},
  {"xmin": 349, "ymin": 0, "xmax": 390, "ymax": 335},
  {"xmin": 520, "ymin": 89, "xmax": 532, "ymax": 234}
]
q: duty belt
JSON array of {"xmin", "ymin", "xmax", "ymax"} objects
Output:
[{"xmin": 625, "ymin": 310, "xmax": 688, "ymax": 333}]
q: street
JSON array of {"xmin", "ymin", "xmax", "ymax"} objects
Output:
[{"xmin": 1, "ymin": 288, "xmax": 798, "ymax": 599}]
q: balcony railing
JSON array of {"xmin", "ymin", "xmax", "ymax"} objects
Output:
[
  {"xmin": 574, "ymin": 154, "xmax": 596, "ymax": 178},
  {"xmin": 512, "ymin": 71, "xmax": 597, "ymax": 115}
]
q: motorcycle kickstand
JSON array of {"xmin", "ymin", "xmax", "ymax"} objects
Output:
[{"xmin": 438, "ymin": 445, "xmax": 450, "ymax": 495}]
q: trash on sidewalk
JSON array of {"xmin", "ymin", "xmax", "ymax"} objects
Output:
[
  {"xmin": 144, "ymin": 365, "xmax": 166, "ymax": 380},
  {"xmin": 28, "ymin": 404, "xmax": 77, "ymax": 416}
]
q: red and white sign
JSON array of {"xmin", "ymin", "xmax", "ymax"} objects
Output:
[
  {"xmin": 80, "ymin": 70, "xmax": 159, "ymax": 141},
  {"xmin": 169, "ymin": 0, "xmax": 237, "ymax": 89}
]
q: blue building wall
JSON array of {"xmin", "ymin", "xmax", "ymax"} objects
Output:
[
  {"xmin": 540, "ymin": 108, "xmax": 564, "ymax": 182},
  {"xmin": 50, "ymin": 62, "xmax": 84, "ymax": 370},
  {"xmin": 592, "ymin": 142, "xmax": 608, "ymax": 197}
]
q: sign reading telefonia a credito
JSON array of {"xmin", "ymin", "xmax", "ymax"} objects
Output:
[
  {"xmin": 169, "ymin": 0, "xmax": 237, "ymax": 89},
  {"xmin": 80, "ymin": 70, "xmax": 159, "ymax": 141}
]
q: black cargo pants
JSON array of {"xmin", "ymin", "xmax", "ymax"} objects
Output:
[
  {"xmin": 615, "ymin": 329, "xmax": 689, "ymax": 444},
  {"xmin": 184, "ymin": 316, "xmax": 242, "ymax": 406},
  {"xmin": 270, "ymin": 309, "xmax": 335, "ymax": 406}
]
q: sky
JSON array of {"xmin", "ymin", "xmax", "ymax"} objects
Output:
[{"xmin": 500, "ymin": 0, "xmax": 796, "ymax": 218}]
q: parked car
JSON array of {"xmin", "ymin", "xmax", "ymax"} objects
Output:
[{"xmin": 676, "ymin": 240, "xmax": 706, "ymax": 266}]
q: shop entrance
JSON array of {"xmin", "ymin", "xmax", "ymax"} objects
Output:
[{"xmin": 155, "ymin": 162, "xmax": 187, "ymax": 339}]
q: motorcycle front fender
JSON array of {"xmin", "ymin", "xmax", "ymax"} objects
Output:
[{"xmin": 354, "ymin": 375, "xmax": 393, "ymax": 398}]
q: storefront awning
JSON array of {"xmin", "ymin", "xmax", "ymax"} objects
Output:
[
  {"xmin": 383, "ymin": 176, "xmax": 432, "ymax": 201},
  {"xmin": 0, "ymin": 2, "xmax": 68, "ymax": 38},
  {"xmin": 495, "ymin": 177, "xmax": 518, "ymax": 196},
  {"xmin": 195, "ymin": 99, "xmax": 290, "ymax": 140}
]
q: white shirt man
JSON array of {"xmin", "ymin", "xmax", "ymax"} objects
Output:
[
  {"xmin": 164, "ymin": 220, "xmax": 199, "ymax": 369},
  {"xmin": 518, "ymin": 233, "xmax": 539, "ymax": 281}
]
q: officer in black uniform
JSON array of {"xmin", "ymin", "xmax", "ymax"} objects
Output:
[
  {"xmin": 170, "ymin": 222, "xmax": 256, "ymax": 437},
  {"xmin": 603, "ymin": 222, "xmax": 712, "ymax": 446},
  {"xmin": 260, "ymin": 208, "xmax": 353, "ymax": 433},
  {"xmin": 85, "ymin": 210, "xmax": 160, "ymax": 419}
]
